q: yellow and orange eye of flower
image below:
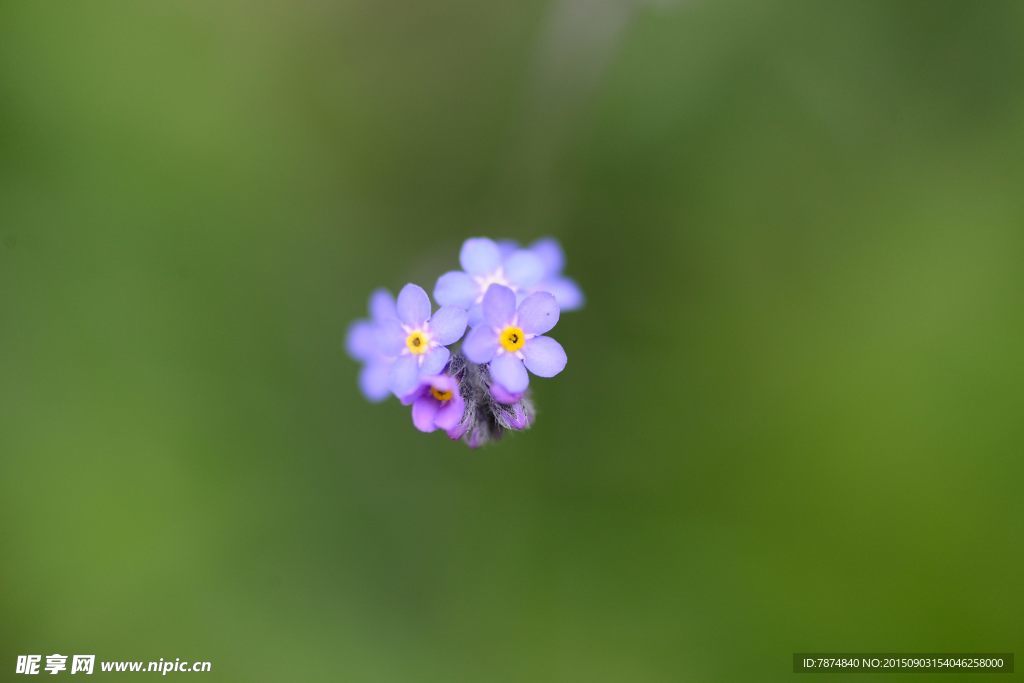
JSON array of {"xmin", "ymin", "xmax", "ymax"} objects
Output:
[
  {"xmin": 405, "ymin": 331, "xmax": 429, "ymax": 355},
  {"xmin": 430, "ymin": 387, "xmax": 453, "ymax": 402},
  {"xmin": 499, "ymin": 325, "xmax": 526, "ymax": 353}
]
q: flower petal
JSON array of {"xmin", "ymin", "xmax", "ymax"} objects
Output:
[
  {"xmin": 446, "ymin": 422, "xmax": 470, "ymax": 441},
  {"xmin": 411, "ymin": 396, "xmax": 439, "ymax": 432},
  {"xmin": 425, "ymin": 373, "xmax": 459, "ymax": 393},
  {"xmin": 489, "ymin": 382, "xmax": 523, "ymax": 405},
  {"xmin": 482, "ymin": 284, "xmax": 516, "ymax": 328},
  {"xmin": 369, "ymin": 288, "xmax": 396, "ymax": 322},
  {"xmin": 497, "ymin": 239, "xmax": 520, "ymax": 258},
  {"xmin": 398, "ymin": 383, "xmax": 426, "ymax": 406},
  {"xmin": 538, "ymin": 276, "xmax": 584, "ymax": 312},
  {"xmin": 419, "ymin": 347, "xmax": 450, "ymax": 376},
  {"xmin": 503, "ymin": 249, "xmax": 545, "ymax": 288},
  {"xmin": 435, "ymin": 395, "xmax": 465, "ymax": 430},
  {"xmin": 346, "ymin": 320, "xmax": 377, "ymax": 361},
  {"xmin": 516, "ymin": 291, "xmax": 560, "ymax": 335},
  {"xmin": 522, "ymin": 335, "xmax": 567, "ymax": 378},
  {"xmin": 490, "ymin": 353, "xmax": 529, "ymax": 393},
  {"xmin": 466, "ymin": 302, "xmax": 484, "ymax": 327},
  {"xmin": 429, "ymin": 306, "xmax": 468, "ymax": 345},
  {"xmin": 530, "ymin": 237, "xmax": 565, "ymax": 276},
  {"xmin": 396, "ymin": 283, "xmax": 431, "ymax": 326},
  {"xmin": 376, "ymin": 318, "xmax": 406, "ymax": 356},
  {"xmin": 462, "ymin": 325, "xmax": 498, "ymax": 363},
  {"xmin": 459, "ymin": 237, "xmax": 502, "ymax": 276},
  {"xmin": 434, "ymin": 270, "xmax": 478, "ymax": 309},
  {"xmin": 359, "ymin": 361, "xmax": 392, "ymax": 402},
  {"xmin": 388, "ymin": 355, "xmax": 420, "ymax": 396}
]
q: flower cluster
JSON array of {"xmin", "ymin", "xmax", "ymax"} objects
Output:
[{"xmin": 346, "ymin": 237, "xmax": 583, "ymax": 447}]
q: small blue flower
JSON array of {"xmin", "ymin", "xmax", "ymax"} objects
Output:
[
  {"xmin": 345, "ymin": 288, "xmax": 398, "ymax": 402},
  {"xmin": 433, "ymin": 237, "xmax": 547, "ymax": 323},
  {"xmin": 377, "ymin": 283, "xmax": 468, "ymax": 397},
  {"xmin": 463, "ymin": 284, "xmax": 567, "ymax": 394}
]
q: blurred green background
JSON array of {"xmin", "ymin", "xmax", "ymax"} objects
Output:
[{"xmin": 2, "ymin": 1, "xmax": 1022, "ymax": 680}]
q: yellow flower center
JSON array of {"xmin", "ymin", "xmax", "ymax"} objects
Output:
[
  {"xmin": 430, "ymin": 387, "xmax": 453, "ymax": 402},
  {"xmin": 500, "ymin": 325, "xmax": 526, "ymax": 353},
  {"xmin": 406, "ymin": 331, "xmax": 429, "ymax": 355}
]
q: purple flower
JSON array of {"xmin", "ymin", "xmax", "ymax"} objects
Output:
[
  {"xmin": 462, "ymin": 284, "xmax": 567, "ymax": 394},
  {"xmin": 347, "ymin": 235, "xmax": 580, "ymax": 447},
  {"xmin": 433, "ymin": 237, "xmax": 547, "ymax": 323},
  {"xmin": 527, "ymin": 237, "xmax": 585, "ymax": 312},
  {"xmin": 377, "ymin": 283, "xmax": 468, "ymax": 397},
  {"xmin": 401, "ymin": 374, "xmax": 466, "ymax": 437},
  {"xmin": 345, "ymin": 288, "xmax": 398, "ymax": 402}
]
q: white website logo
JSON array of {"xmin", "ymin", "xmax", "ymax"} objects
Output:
[{"xmin": 16, "ymin": 655, "xmax": 208, "ymax": 675}]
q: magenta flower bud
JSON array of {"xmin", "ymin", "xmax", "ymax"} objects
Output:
[
  {"xmin": 489, "ymin": 382, "xmax": 523, "ymax": 405},
  {"xmin": 504, "ymin": 402, "xmax": 532, "ymax": 431}
]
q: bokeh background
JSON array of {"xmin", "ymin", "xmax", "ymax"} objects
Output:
[{"xmin": 2, "ymin": 1, "xmax": 1022, "ymax": 680}]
